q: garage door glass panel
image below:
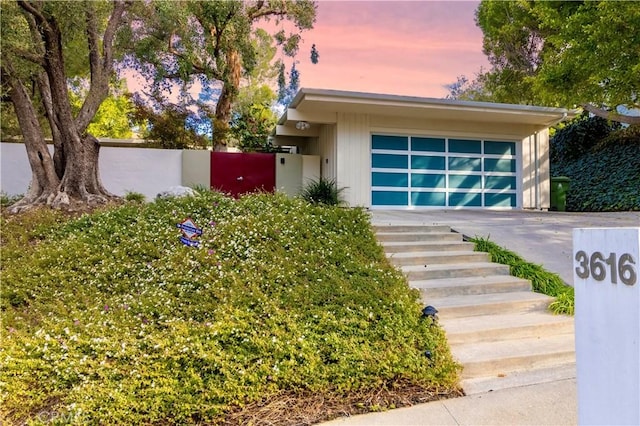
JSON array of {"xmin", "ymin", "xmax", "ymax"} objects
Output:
[
  {"xmin": 372, "ymin": 153, "xmax": 408, "ymax": 169},
  {"xmin": 372, "ymin": 191, "xmax": 408, "ymax": 206},
  {"xmin": 449, "ymin": 174, "xmax": 482, "ymax": 189},
  {"xmin": 449, "ymin": 139, "xmax": 481, "ymax": 154},
  {"xmin": 485, "ymin": 158, "xmax": 515, "ymax": 173},
  {"xmin": 412, "ymin": 192, "xmax": 446, "ymax": 206},
  {"xmin": 372, "ymin": 134, "xmax": 518, "ymax": 209},
  {"xmin": 449, "ymin": 192, "xmax": 482, "ymax": 207},
  {"xmin": 485, "ymin": 141, "xmax": 516, "ymax": 156},
  {"xmin": 485, "ymin": 193, "xmax": 516, "ymax": 207},
  {"xmin": 412, "ymin": 137, "xmax": 445, "ymax": 152},
  {"xmin": 372, "ymin": 135, "xmax": 408, "ymax": 150},
  {"xmin": 411, "ymin": 155, "xmax": 445, "ymax": 170},
  {"xmin": 485, "ymin": 176, "xmax": 516, "ymax": 190},
  {"xmin": 372, "ymin": 172, "xmax": 408, "ymax": 187},
  {"xmin": 411, "ymin": 173, "xmax": 445, "ymax": 188},
  {"xmin": 449, "ymin": 157, "xmax": 481, "ymax": 171}
]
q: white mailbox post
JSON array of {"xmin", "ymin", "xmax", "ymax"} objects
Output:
[{"xmin": 573, "ymin": 228, "xmax": 640, "ymax": 426}]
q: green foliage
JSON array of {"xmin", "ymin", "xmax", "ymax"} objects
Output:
[
  {"xmin": 229, "ymin": 102, "xmax": 276, "ymax": 152},
  {"xmin": 0, "ymin": 192, "xmax": 22, "ymax": 208},
  {"xmin": 475, "ymin": 1, "xmax": 640, "ymax": 113},
  {"xmin": 445, "ymin": 71, "xmax": 493, "ymax": 102},
  {"xmin": 278, "ymin": 61, "xmax": 300, "ymax": 106},
  {"xmin": 300, "ymin": 177, "xmax": 346, "ymax": 206},
  {"xmin": 131, "ymin": 101, "xmax": 210, "ymax": 149},
  {"xmin": 550, "ymin": 114, "xmax": 621, "ymax": 163},
  {"xmin": 1, "ymin": 192, "xmax": 459, "ymax": 424},
  {"xmin": 124, "ymin": 191, "xmax": 146, "ymax": 204},
  {"xmin": 68, "ymin": 78, "xmax": 137, "ymax": 139},
  {"xmin": 470, "ymin": 236, "xmax": 574, "ymax": 315},
  {"xmin": 551, "ymin": 125, "xmax": 640, "ymax": 212},
  {"xmin": 125, "ymin": 0, "xmax": 317, "ymax": 129}
]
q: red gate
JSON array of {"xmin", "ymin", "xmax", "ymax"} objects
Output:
[{"xmin": 210, "ymin": 152, "xmax": 275, "ymax": 198}]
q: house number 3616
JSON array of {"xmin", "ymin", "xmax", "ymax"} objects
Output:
[{"xmin": 575, "ymin": 251, "xmax": 637, "ymax": 286}]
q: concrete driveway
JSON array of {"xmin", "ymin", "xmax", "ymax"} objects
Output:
[{"xmin": 370, "ymin": 209, "xmax": 640, "ymax": 286}]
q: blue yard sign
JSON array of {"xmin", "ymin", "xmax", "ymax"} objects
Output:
[{"xmin": 177, "ymin": 218, "xmax": 203, "ymax": 247}]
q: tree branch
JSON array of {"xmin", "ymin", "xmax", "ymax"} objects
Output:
[
  {"xmin": 5, "ymin": 47, "xmax": 45, "ymax": 66},
  {"xmin": 85, "ymin": 2, "xmax": 101, "ymax": 80},
  {"xmin": 248, "ymin": 8, "xmax": 287, "ymax": 21},
  {"xmin": 167, "ymin": 27, "xmax": 222, "ymax": 80},
  {"xmin": 75, "ymin": 0, "xmax": 131, "ymax": 132},
  {"xmin": 17, "ymin": 1, "xmax": 48, "ymax": 28},
  {"xmin": 582, "ymin": 104, "xmax": 640, "ymax": 125}
]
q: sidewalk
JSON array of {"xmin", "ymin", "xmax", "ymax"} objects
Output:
[{"xmin": 323, "ymin": 378, "xmax": 576, "ymax": 425}]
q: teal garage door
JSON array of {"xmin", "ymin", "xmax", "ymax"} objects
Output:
[{"xmin": 371, "ymin": 134, "xmax": 517, "ymax": 208}]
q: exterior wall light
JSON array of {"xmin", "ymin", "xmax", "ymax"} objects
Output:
[{"xmin": 295, "ymin": 121, "xmax": 311, "ymax": 130}]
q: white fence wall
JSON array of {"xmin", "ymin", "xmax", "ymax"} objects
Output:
[{"xmin": 1, "ymin": 143, "xmax": 183, "ymax": 201}]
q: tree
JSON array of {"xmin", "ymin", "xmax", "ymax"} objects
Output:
[
  {"xmin": 445, "ymin": 70, "xmax": 493, "ymax": 102},
  {"xmin": 277, "ymin": 61, "xmax": 300, "ymax": 106},
  {"xmin": 229, "ymin": 29, "xmax": 279, "ymax": 152},
  {"xmin": 125, "ymin": 0, "xmax": 317, "ymax": 148},
  {"xmin": 68, "ymin": 78, "xmax": 137, "ymax": 139},
  {"xmin": 1, "ymin": 1, "xmax": 132, "ymax": 212},
  {"xmin": 475, "ymin": 0, "xmax": 640, "ymax": 123},
  {"xmin": 130, "ymin": 98, "xmax": 210, "ymax": 150}
]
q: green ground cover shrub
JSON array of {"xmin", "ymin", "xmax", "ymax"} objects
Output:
[
  {"xmin": 0, "ymin": 192, "xmax": 22, "ymax": 208},
  {"xmin": 551, "ymin": 120, "xmax": 639, "ymax": 212},
  {"xmin": 0, "ymin": 191, "xmax": 459, "ymax": 424},
  {"xmin": 470, "ymin": 236, "xmax": 574, "ymax": 315}
]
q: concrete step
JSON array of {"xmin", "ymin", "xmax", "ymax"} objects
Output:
[
  {"xmin": 412, "ymin": 275, "xmax": 532, "ymax": 298},
  {"xmin": 388, "ymin": 250, "xmax": 490, "ymax": 266},
  {"xmin": 443, "ymin": 311, "xmax": 575, "ymax": 345},
  {"xmin": 375, "ymin": 224, "xmax": 576, "ymax": 396},
  {"xmin": 453, "ymin": 333, "xmax": 576, "ymax": 379},
  {"xmin": 403, "ymin": 262, "xmax": 511, "ymax": 281},
  {"xmin": 424, "ymin": 291, "xmax": 552, "ymax": 318},
  {"xmin": 382, "ymin": 240, "xmax": 475, "ymax": 253},
  {"xmin": 376, "ymin": 232, "xmax": 463, "ymax": 243},
  {"xmin": 461, "ymin": 362, "xmax": 576, "ymax": 395},
  {"xmin": 374, "ymin": 225, "xmax": 452, "ymax": 234}
]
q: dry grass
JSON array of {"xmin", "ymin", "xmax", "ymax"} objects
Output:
[{"xmin": 223, "ymin": 380, "xmax": 464, "ymax": 425}]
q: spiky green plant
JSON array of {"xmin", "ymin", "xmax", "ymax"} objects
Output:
[{"xmin": 300, "ymin": 177, "xmax": 345, "ymax": 206}]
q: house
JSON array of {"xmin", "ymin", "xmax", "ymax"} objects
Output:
[{"xmin": 273, "ymin": 88, "xmax": 577, "ymax": 210}]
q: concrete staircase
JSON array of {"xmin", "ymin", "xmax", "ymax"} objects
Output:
[{"xmin": 375, "ymin": 224, "xmax": 576, "ymax": 395}]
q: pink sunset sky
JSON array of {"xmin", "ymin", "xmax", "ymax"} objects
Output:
[
  {"xmin": 288, "ymin": 0, "xmax": 490, "ymax": 98},
  {"xmin": 124, "ymin": 1, "xmax": 490, "ymax": 101}
]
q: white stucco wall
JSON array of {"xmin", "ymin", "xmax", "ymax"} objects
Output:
[
  {"xmin": 182, "ymin": 150, "xmax": 210, "ymax": 189},
  {"xmin": 1, "ymin": 143, "xmax": 42, "ymax": 198},
  {"xmin": 100, "ymin": 147, "xmax": 183, "ymax": 200},
  {"xmin": 1, "ymin": 143, "xmax": 184, "ymax": 201}
]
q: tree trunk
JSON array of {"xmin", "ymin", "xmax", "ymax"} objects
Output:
[
  {"xmin": 4, "ymin": 1, "xmax": 126, "ymax": 213},
  {"xmin": 213, "ymin": 49, "xmax": 242, "ymax": 150},
  {"xmin": 2, "ymin": 64, "xmax": 60, "ymax": 213},
  {"xmin": 37, "ymin": 71, "xmax": 66, "ymax": 180}
]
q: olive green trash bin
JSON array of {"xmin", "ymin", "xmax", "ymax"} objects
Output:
[{"xmin": 550, "ymin": 176, "xmax": 571, "ymax": 211}]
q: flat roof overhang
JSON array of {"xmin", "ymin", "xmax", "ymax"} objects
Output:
[{"xmin": 276, "ymin": 88, "xmax": 578, "ymax": 138}]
